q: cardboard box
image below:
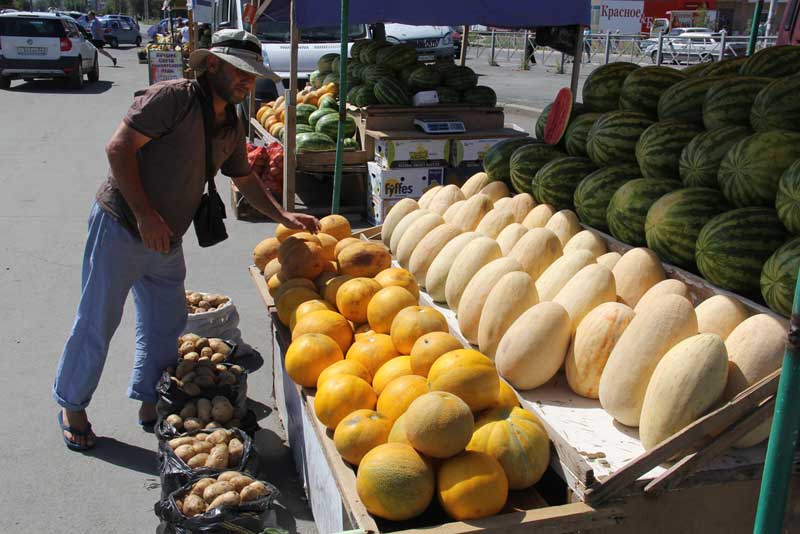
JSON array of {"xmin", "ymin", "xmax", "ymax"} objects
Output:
[
  {"xmin": 451, "ymin": 138, "xmax": 508, "ymax": 167},
  {"xmin": 374, "ymin": 138, "xmax": 450, "ymax": 168},
  {"xmin": 367, "ymin": 162, "xmax": 444, "ymax": 199},
  {"xmin": 368, "ymin": 195, "xmax": 414, "ymax": 226}
]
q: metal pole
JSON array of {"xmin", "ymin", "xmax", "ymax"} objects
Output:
[
  {"xmin": 748, "ymin": 0, "xmax": 765, "ymax": 55},
  {"xmin": 521, "ymin": 29, "xmax": 529, "ymax": 70},
  {"xmin": 656, "ymin": 31, "xmax": 664, "ymax": 66},
  {"xmin": 489, "ymin": 29, "xmax": 498, "ymax": 66},
  {"xmin": 754, "ymin": 268, "xmax": 800, "ymax": 533},
  {"xmin": 570, "ymin": 25, "xmax": 584, "ymax": 102},
  {"xmin": 282, "ymin": 0, "xmax": 298, "ymax": 211},
  {"xmin": 604, "ymin": 31, "xmax": 611, "ymax": 64},
  {"xmin": 718, "ymin": 29, "xmax": 726, "ymax": 62},
  {"xmin": 331, "ymin": 0, "xmax": 349, "ymax": 214},
  {"xmin": 765, "ymin": 0, "xmax": 777, "ymax": 36},
  {"xmin": 459, "ymin": 25, "xmax": 469, "ymax": 66}
]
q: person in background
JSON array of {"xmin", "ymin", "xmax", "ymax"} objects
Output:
[
  {"xmin": 583, "ymin": 26, "xmax": 592, "ymax": 63},
  {"xmin": 179, "ymin": 19, "xmax": 190, "ymax": 45},
  {"xmin": 198, "ymin": 23, "xmax": 212, "ymax": 49},
  {"xmin": 87, "ymin": 11, "xmax": 117, "ymax": 67}
]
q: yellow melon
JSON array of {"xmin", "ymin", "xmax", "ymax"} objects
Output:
[
  {"xmin": 388, "ymin": 412, "xmax": 412, "ymax": 445},
  {"xmin": 316, "ymin": 359, "xmax": 372, "ymax": 389},
  {"xmin": 427, "ymin": 349, "xmax": 500, "ymax": 412},
  {"xmin": 292, "ymin": 310, "xmax": 354, "ymax": 354},
  {"xmin": 390, "ymin": 306, "xmax": 449, "ymax": 354},
  {"xmin": 276, "ymin": 287, "xmax": 321, "ymax": 326},
  {"xmin": 315, "ymin": 232, "xmax": 338, "ymax": 262},
  {"xmin": 253, "ymin": 237, "xmax": 280, "ymax": 272},
  {"xmin": 337, "ymin": 241, "xmax": 392, "ymax": 278},
  {"xmin": 409, "ymin": 332, "xmax": 464, "ymax": 377},
  {"xmin": 277, "ymin": 236, "xmax": 326, "ymax": 280},
  {"xmin": 374, "ymin": 267, "xmax": 420, "ymax": 299},
  {"xmin": 333, "ymin": 409, "xmax": 392, "ymax": 466},
  {"xmin": 320, "ymin": 214, "xmax": 352, "ymax": 240},
  {"xmin": 275, "ymin": 223, "xmax": 302, "ymax": 241},
  {"xmin": 336, "ymin": 277, "xmax": 382, "ymax": 324},
  {"xmin": 367, "ymin": 286, "xmax": 418, "ymax": 334},
  {"xmin": 314, "ymin": 374, "xmax": 377, "ymax": 429},
  {"xmin": 334, "ymin": 237, "xmax": 362, "ymax": 257},
  {"xmin": 289, "ymin": 299, "xmax": 335, "ymax": 332},
  {"xmin": 285, "ymin": 333, "xmax": 344, "ymax": 387},
  {"xmin": 404, "ymin": 391, "xmax": 474, "ymax": 458},
  {"xmin": 345, "ymin": 333, "xmax": 400, "ymax": 376},
  {"xmin": 437, "ymin": 451, "xmax": 509, "ymax": 520},
  {"xmin": 486, "ymin": 380, "xmax": 519, "ymax": 410},
  {"xmin": 372, "ymin": 355, "xmax": 414, "ymax": 394},
  {"xmin": 271, "ymin": 276, "xmax": 315, "ymax": 300},
  {"xmin": 376, "ymin": 375, "xmax": 430, "ymax": 423}
]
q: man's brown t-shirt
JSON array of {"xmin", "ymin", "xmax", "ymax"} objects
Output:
[{"xmin": 96, "ymin": 79, "xmax": 250, "ymax": 241}]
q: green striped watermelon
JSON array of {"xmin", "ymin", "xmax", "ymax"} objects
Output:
[
  {"xmin": 657, "ymin": 76, "xmax": 725, "ymax": 125},
  {"xmin": 350, "ymin": 40, "xmax": 372, "ymax": 60},
  {"xmin": 586, "ymin": 111, "xmax": 654, "ymax": 167},
  {"xmin": 703, "ymin": 56, "xmax": 748, "ymax": 77},
  {"xmin": 482, "ymin": 137, "xmax": 540, "ymax": 185},
  {"xmin": 682, "ymin": 62, "xmax": 713, "ymax": 77},
  {"xmin": 408, "ymin": 65, "xmax": 443, "ymax": 91},
  {"xmin": 509, "ymin": 144, "xmax": 567, "ymax": 195},
  {"xmin": 343, "ymin": 137, "xmax": 359, "ymax": 151},
  {"xmin": 533, "ymin": 157, "xmax": 597, "ymax": 209},
  {"xmin": 461, "ymin": 86, "xmax": 497, "ymax": 107},
  {"xmin": 582, "ymin": 62, "xmax": 640, "ymax": 112},
  {"xmin": 565, "ymin": 113, "xmax": 602, "ymax": 157},
  {"xmin": 695, "ymin": 208, "xmax": 788, "ymax": 296},
  {"xmin": 317, "ymin": 53, "xmax": 339, "ymax": 74},
  {"xmin": 331, "ymin": 57, "xmax": 341, "ymax": 75},
  {"xmin": 295, "ymin": 124, "xmax": 315, "ymax": 135},
  {"xmin": 776, "ymin": 161, "xmax": 800, "ymax": 234},
  {"xmin": 678, "ymin": 126, "xmax": 751, "ymax": 188},
  {"xmin": 309, "ymin": 70, "xmax": 324, "ymax": 89},
  {"xmin": 718, "ymin": 130, "xmax": 800, "ymax": 208},
  {"xmin": 350, "ymin": 86, "xmax": 379, "ymax": 108},
  {"xmin": 619, "ymin": 66, "xmax": 687, "ymax": 119},
  {"xmin": 376, "ymin": 44, "xmax": 418, "ymax": 70},
  {"xmin": 361, "ymin": 41, "xmax": 392, "ymax": 64},
  {"xmin": 345, "ymin": 84, "xmax": 362, "ymax": 104},
  {"xmin": 606, "ymin": 178, "xmax": 679, "ymax": 246},
  {"xmin": 702, "ymin": 76, "xmax": 772, "ymax": 130},
  {"xmin": 347, "ymin": 60, "xmax": 365, "ymax": 83},
  {"xmin": 315, "ymin": 113, "xmax": 357, "ymax": 139},
  {"xmin": 374, "ymin": 77, "xmax": 411, "ymax": 106},
  {"xmin": 296, "ymin": 104, "xmax": 318, "ymax": 125},
  {"xmin": 761, "ymin": 237, "xmax": 800, "ymax": 316},
  {"xmin": 435, "ymin": 86, "xmax": 460, "ymax": 104},
  {"xmin": 297, "ymin": 132, "xmax": 336, "ymax": 152},
  {"xmin": 574, "ymin": 163, "xmax": 641, "ymax": 230},
  {"xmin": 635, "ymin": 120, "xmax": 703, "ymax": 180},
  {"xmin": 309, "ymin": 107, "xmax": 337, "ymax": 128},
  {"xmin": 400, "ymin": 62, "xmax": 423, "ymax": 85},
  {"xmin": 323, "ymin": 72, "xmax": 339, "ymax": 85},
  {"xmin": 361, "ymin": 65, "xmax": 395, "ymax": 86},
  {"xmin": 750, "ymin": 77, "xmax": 800, "ymax": 133},
  {"xmin": 536, "ymin": 102, "xmax": 586, "ymax": 141},
  {"xmin": 443, "ymin": 66, "xmax": 478, "ymax": 91},
  {"xmin": 644, "ymin": 187, "xmax": 730, "ymax": 270},
  {"xmin": 318, "ymin": 94, "xmax": 338, "ymax": 110},
  {"xmin": 739, "ymin": 45, "xmax": 800, "ymax": 78}
]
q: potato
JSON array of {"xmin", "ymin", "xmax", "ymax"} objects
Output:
[
  {"xmin": 228, "ymin": 438, "xmax": 244, "ymax": 466},
  {"xmin": 214, "ymin": 364, "xmax": 228, "ymax": 373},
  {"xmin": 207, "ymin": 491, "xmax": 240, "ymax": 511},
  {"xmin": 198, "ymin": 356, "xmax": 211, "ymax": 364},
  {"xmin": 187, "ymin": 453, "xmax": 210, "ymax": 468},
  {"xmin": 207, "ymin": 429, "xmax": 232, "ymax": 445},
  {"xmin": 200, "ymin": 347, "xmax": 214, "ymax": 359},
  {"xmin": 205, "ymin": 444, "xmax": 229, "ymax": 469},
  {"xmin": 179, "ymin": 402, "xmax": 197, "ymax": 419},
  {"xmin": 194, "ymin": 432, "xmax": 209, "ymax": 441},
  {"xmin": 240, "ymin": 481, "xmax": 270, "ymax": 503},
  {"xmin": 193, "ymin": 441, "xmax": 214, "ymax": 454},
  {"xmin": 180, "ymin": 371, "xmax": 197, "ymax": 384},
  {"xmin": 174, "ymin": 444, "xmax": 197, "ymax": 462},
  {"xmin": 179, "ymin": 341, "xmax": 196, "ymax": 356},
  {"xmin": 169, "ymin": 436, "xmax": 195, "ymax": 449},
  {"xmin": 211, "ymin": 353, "xmax": 226, "ymax": 364},
  {"xmin": 166, "ymin": 414, "xmax": 184, "ymax": 430},
  {"xmin": 182, "ymin": 418, "xmax": 204, "ymax": 433},
  {"xmin": 182, "ymin": 332, "xmax": 201, "ymax": 342},
  {"xmin": 216, "ymin": 371, "xmax": 236, "ymax": 386},
  {"xmin": 211, "ymin": 400, "xmax": 234, "ymax": 424},
  {"xmin": 195, "ymin": 366, "xmax": 215, "ymax": 378},
  {"xmin": 182, "ymin": 383, "xmax": 202, "ymax": 396},
  {"xmin": 202, "ymin": 480, "xmax": 234, "ymax": 503},
  {"xmin": 229, "ymin": 365, "xmax": 244, "ymax": 375},
  {"xmin": 175, "ymin": 360, "xmax": 196, "ymax": 379},
  {"xmin": 184, "ymin": 352, "xmax": 200, "ymax": 362},
  {"xmin": 196, "ymin": 338, "xmax": 210, "ymax": 350},
  {"xmin": 196, "ymin": 398, "xmax": 211, "ymax": 422},
  {"xmin": 194, "ymin": 375, "xmax": 216, "ymax": 388},
  {"xmin": 216, "ymin": 471, "xmax": 241, "ymax": 482},
  {"xmin": 188, "ymin": 294, "xmax": 203, "ymax": 306},
  {"xmin": 209, "ymin": 339, "xmax": 231, "ymax": 355},
  {"xmin": 205, "ymin": 421, "xmax": 222, "ymax": 430},
  {"xmin": 176, "ymin": 498, "xmax": 184, "ymax": 511},
  {"xmin": 229, "ymin": 475, "xmax": 254, "ymax": 492},
  {"xmin": 191, "ymin": 478, "xmax": 217, "ymax": 496},
  {"xmin": 182, "ymin": 494, "xmax": 206, "ymax": 517}
]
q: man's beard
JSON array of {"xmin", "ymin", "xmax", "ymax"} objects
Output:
[{"xmin": 208, "ymin": 68, "xmax": 245, "ymax": 105}]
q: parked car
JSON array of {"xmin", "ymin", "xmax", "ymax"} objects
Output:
[
  {"xmin": 0, "ymin": 11, "xmax": 99, "ymax": 89},
  {"xmin": 147, "ymin": 17, "xmax": 187, "ymax": 40},
  {"xmin": 384, "ymin": 24, "xmax": 455, "ymax": 61},
  {"xmin": 104, "ymin": 14, "xmax": 139, "ymax": 31},
  {"xmin": 639, "ymin": 27, "xmax": 714, "ymax": 52},
  {"xmin": 451, "ymin": 26, "xmax": 462, "ymax": 57},
  {"xmin": 644, "ymin": 32, "xmax": 745, "ymax": 63},
  {"xmin": 100, "ymin": 17, "xmax": 141, "ymax": 47}
]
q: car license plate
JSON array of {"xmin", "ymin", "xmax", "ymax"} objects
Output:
[
  {"xmin": 17, "ymin": 46, "xmax": 47, "ymax": 56},
  {"xmin": 418, "ymin": 54, "xmax": 435, "ymax": 62}
]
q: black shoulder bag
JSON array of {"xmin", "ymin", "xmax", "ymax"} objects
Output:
[{"xmin": 192, "ymin": 81, "xmax": 229, "ymax": 247}]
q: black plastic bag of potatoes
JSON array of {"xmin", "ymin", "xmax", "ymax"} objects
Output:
[
  {"xmin": 158, "ymin": 428, "xmax": 259, "ymax": 499},
  {"xmin": 155, "ymin": 407, "xmax": 260, "ymax": 442},
  {"xmin": 154, "ymin": 474, "xmax": 279, "ymax": 534},
  {"xmin": 156, "ymin": 361, "xmax": 249, "ymax": 419}
]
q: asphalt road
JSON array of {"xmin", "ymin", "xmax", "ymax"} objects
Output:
[{"xmin": 0, "ymin": 45, "xmax": 315, "ymax": 534}]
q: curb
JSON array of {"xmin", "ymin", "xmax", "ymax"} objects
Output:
[{"xmin": 499, "ymin": 102, "xmax": 544, "ymax": 117}]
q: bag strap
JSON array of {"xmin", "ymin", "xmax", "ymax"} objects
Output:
[{"xmin": 193, "ymin": 80, "xmax": 216, "ymax": 194}]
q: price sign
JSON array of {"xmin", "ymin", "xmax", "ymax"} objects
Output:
[{"xmin": 148, "ymin": 49, "xmax": 184, "ymax": 84}]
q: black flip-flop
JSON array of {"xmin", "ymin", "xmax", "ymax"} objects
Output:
[{"xmin": 57, "ymin": 411, "xmax": 95, "ymax": 451}]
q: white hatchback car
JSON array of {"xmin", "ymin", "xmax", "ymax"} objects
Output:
[{"xmin": 0, "ymin": 11, "xmax": 99, "ymax": 89}]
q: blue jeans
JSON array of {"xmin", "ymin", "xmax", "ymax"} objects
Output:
[{"xmin": 53, "ymin": 202, "xmax": 187, "ymax": 410}]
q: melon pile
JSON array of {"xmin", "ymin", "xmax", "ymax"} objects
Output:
[
  {"xmin": 252, "ymin": 215, "xmax": 550, "ymax": 523},
  {"xmin": 512, "ymin": 48, "xmax": 800, "ymax": 317},
  {"xmin": 380, "ymin": 177, "xmax": 786, "ymax": 453}
]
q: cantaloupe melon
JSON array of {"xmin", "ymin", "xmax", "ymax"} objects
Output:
[
  {"xmin": 457, "ymin": 257, "xmax": 523, "ymax": 344},
  {"xmin": 444, "ymin": 237, "xmax": 502, "ymax": 310},
  {"xmin": 522, "ymin": 203, "xmax": 556, "ymax": 229},
  {"xmin": 478, "ymin": 272, "xmax": 539, "ymax": 359},
  {"xmin": 408, "ymin": 223, "xmax": 463, "ymax": 285},
  {"xmin": 508, "ymin": 228, "xmax": 563, "ymax": 280},
  {"xmin": 562, "ymin": 230, "xmax": 607, "ymax": 258},
  {"xmin": 425, "ymin": 232, "xmax": 481, "ymax": 302},
  {"xmin": 611, "ymin": 248, "xmax": 666, "ymax": 308},
  {"xmin": 381, "ymin": 198, "xmax": 419, "ymax": 246},
  {"xmin": 695, "ymin": 295, "xmax": 749, "ymax": 340},
  {"xmin": 553, "ymin": 263, "xmax": 617, "ymax": 334},
  {"xmin": 535, "ymin": 250, "xmax": 595, "ymax": 302},
  {"xmin": 599, "ymin": 294, "xmax": 698, "ymax": 427},
  {"xmin": 404, "ymin": 391, "xmax": 474, "ymax": 458},
  {"xmin": 337, "ymin": 241, "xmax": 392, "ymax": 278},
  {"xmin": 396, "ymin": 212, "xmax": 445, "ymax": 267},
  {"xmin": 495, "ymin": 223, "xmax": 529, "ymax": 255},
  {"xmin": 544, "ymin": 210, "xmax": 581, "ymax": 247},
  {"xmin": 634, "ymin": 278, "xmax": 691, "ymax": 313}
]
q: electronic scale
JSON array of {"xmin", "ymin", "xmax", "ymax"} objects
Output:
[{"xmin": 413, "ymin": 117, "xmax": 466, "ymax": 134}]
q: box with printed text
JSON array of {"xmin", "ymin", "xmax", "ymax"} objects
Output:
[
  {"xmin": 367, "ymin": 162, "xmax": 444, "ymax": 199},
  {"xmin": 450, "ymin": 138, "xmax": 508, "ymax": 167},
  {"xmin": 374, "ymin": 138, "xmax": 450, "ymax": 168},
  {"xmin": 367, "ymin": 195, "xmax": 417, "ymax": 226}
]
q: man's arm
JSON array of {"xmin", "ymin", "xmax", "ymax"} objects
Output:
[
  {"xmin": 231, "ymin": 172, "xmax": 320, "ymax": 232},
  {"xmin": 106, "ymin": 121, "xmax": 173, "ymax": 252}
]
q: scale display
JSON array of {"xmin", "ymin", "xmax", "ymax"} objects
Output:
[{"xmin": 413, "ymin": 117, "xmax": 466, "ymax": 134}]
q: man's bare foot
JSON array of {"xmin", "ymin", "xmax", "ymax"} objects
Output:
[
  {"xmin": 139, "ymin": 401, "xmax": 156, "ymax": 424},
  {"xmin": 61, "ymin": 409, "xmax": 96, "ymax": 449}
]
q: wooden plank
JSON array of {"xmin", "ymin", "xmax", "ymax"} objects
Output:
[
  {"xmin": 248, "ymin": 265, "xmax": 274, "ymax": 308},
  {"xmin": 282, "ymin": 0, "xmax": 298, "ymax": 211},
  {"xmin": 459, "ymin": 25, "xmax": 469, "ymax": 66}
]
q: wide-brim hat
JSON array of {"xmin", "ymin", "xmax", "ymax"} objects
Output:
[{"xmin": 189, "ymin": 29, "xmax": 280, "ymax": 81}]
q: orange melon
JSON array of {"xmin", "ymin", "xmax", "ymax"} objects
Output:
[
  {"xmin": 374, "ymin": 267, "xmax": 421, "ymax": 299},
  {"xmin": 345, "ymin": 333, "xmax": 400, "ymax": 376},
  {"xmin": 320, "ymin": 214, "xmax": 352, "ymax": 240},
  {"xmin": 316, "ymin": 359, "xmax": 372, "ymax": 389},
  {"xmin": 253, "ymin": 237, "xmax": 280, "ymax": 272},
  {"xmin": 314, "ymin": 374, "xmax": 377, "ymax": 429},
  {"xmin": 276, "ymin": 287, "xmax": 320, "ymax": 326},
  {"xmin": 367, "ymin": 286, "xmax": 418, "ymax": 334},
  {"xmin": 333, "ymin": 409, "xmax": 392, "ymax": 466},
  {"xmin": 376, "ymin": 375, "xmax": 430, "ymax": 423},
  {"xmin": 289, "ymin": 299, "xmax": 335, "ymax": 331},
  {"xmin": 390, "ymin": 306, "xmax": 449, "ymax": 354},
  {"xmin": 292, "ymin": 310, "xmax": 354, "ymax": 354},
  {"xmin": 372, "ymin": 355, "xmax": 414, "ymax": 394},
  {"xmin": 427, "ymin": 349, "xmax": 499, "ymax": 412},
  {"xmin": 322, "ymin": 274, "xmax": 354, "ymax": 307},
  {"xmin": 409, "ymin": 332, "xmax": 464, "ymax": 377},
  {"xmin": 336, "ymin": 277, "xmax": 382, "ymax": 324},
  {"xmin": 285, "ymin": 333, "xmax": 344, "ymax": 387},
  {"xmin": 437, "ymin": 451, "xmax": 508, "ymax": 520}
]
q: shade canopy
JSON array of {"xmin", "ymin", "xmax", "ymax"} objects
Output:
[{"xmin": 259, "ymin": 0, "xmax": 590, "ymax": 28}]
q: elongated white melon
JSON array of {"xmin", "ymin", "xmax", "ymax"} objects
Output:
[
  {"xmin": 496, "ymin": 301, "xmax": 572, "ymax": 390},
  {"xmin": 640, "ymin": 333, "xmax": 728, "ymax": 450},
  {"xmin": 634, "ymin": 278, "xmax": 691, "ymax": 313},
  {"xmin": 596, "ymin": 251, "xmax": 621, "ymax": 270},
  {"xmin": 508, "ymin": 228, "xmax": 563, "ymax": 280},
  {"xmin": 408, "ymin": 223, "xmax": 463, "ymax": 284},
  {"xmin": 522, "ymin": 204, "xmax": 556, "ymax": 229},
  {"xmin": 493, "ymin": 197, "xmax": 513, "ymax": 212},
  {"xmin": 428, "ymin": 184, "xmax": 466, "ymax": 215},
  {"xmin": 461, "ymin": 172, "xmax": 492, "ymax": 198},
  {"xmin": 599, "ymin": 294, "xmax": 698, "ymax": 427},
  {"xmin": 444, "ymin": 237, "xmax": 502, "ymax": 310},
  {"xmin": 508, "ymin": 193, "xmax": 536, "ymax": 223},
  {"xmin": 456, "ymin": 193, "xmax": 494, "ymax": 232},
  {"xmin": 389, "ymin": 209, "xmax": 429, "ymax": 254},
  {"xmin": 566, "ymin": 302, "xmax": 635, "ymax": 399},
  {"xmin": 418, "ymin": 185, "xmax": 442, "ymax": 210},
  {"xmin": 612, "ymin": 248, "xmax": 666, "ymax": 308},
  {"xmin": 475, "ymin": 208, "xmax": 515, "ymax": 239},
  {"xmin": 562, "ymin": 230, "xmax": 607, "ymax": 258},
  {"xmin": 442, "ymin": 200, "xmax": 465, "ymax": 224},
  {"xmin": 480, "ymin": 181, "xmax": 510, "ymax": 203},
  {"xmin": 425, "ymin": 232, "xmax": 480, "ymax": 302},
  {"xmin": 457, "ymin": 257, "xmax": 523, "ymax": 344},
  {"xmin": 695, "ymin": 295, "xmax": 749, "ymax": 340},
  {"xmin": 396, "ymin": 212, "xmax": 445, "ymax": 267},
  {"xmin": 544, "ymin": 209, "xmax": 581, "ymax": 247},
  {"xmin": 553, "ymin": 263, "xmax": 617, "ymax": 335},
  {"xmin": 478, "ymin": 271, "xmax": 539, "ymax": 359},
  {"xmin": 496, "ymin": 223, "xmax": 529, "ymax": 255},
  {"xmin": 381, "ymin": 198, "xmax": 419, "ymax": 246},
  {"xmin": 535, "ymin": 250, "xmax": 596, "ymax": 301}
]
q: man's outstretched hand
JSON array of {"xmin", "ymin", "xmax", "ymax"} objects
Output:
[{"xmin": 282, "ymin": 212, "xmax": 320, "ymax": 233}]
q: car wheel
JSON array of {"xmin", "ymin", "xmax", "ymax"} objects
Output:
[
  {"xmin": 650, "ymin": 50, "xmax": 659, "ymax": 63},
  {"xmin": 88, "ymin": 54, "xmax": 100, "ymax": 82},
  {"xmin": 0, "ymin": 76, "xmax": 10, "ymax": 90},
  {"xmin": 110, "ymin": 37, "xmax": 119, "ymax": 49},
  {"xmin": 69, "ymin": 61, "xmax": 84, "ymax": 89},
  {"xmin": 135, "ymin": 36, "xmax": 142, "ymax": 47}
]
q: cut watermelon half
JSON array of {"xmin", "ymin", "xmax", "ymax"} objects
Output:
[{"xmin": 544, "ymin": 87, "xmax": 573, "ymax": 146}]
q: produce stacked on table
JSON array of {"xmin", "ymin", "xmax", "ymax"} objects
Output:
[
  {"xmin": 517, "ymin": 48, "xmax": 800, "ymax": 317},
  {"xmin": 378, "ymin": 176, "xmax": 786, "ymax": 455},
  {"xmin": 185, "ymin": 291, "xmax": 230, "ymax": 315},
  {"xmin": 251, "ymin": 214, "xmax": 551, "ymax": 522},
  {"xmin": 170, "ymin": 472, "xmax": 273, "ymax": 517}
]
